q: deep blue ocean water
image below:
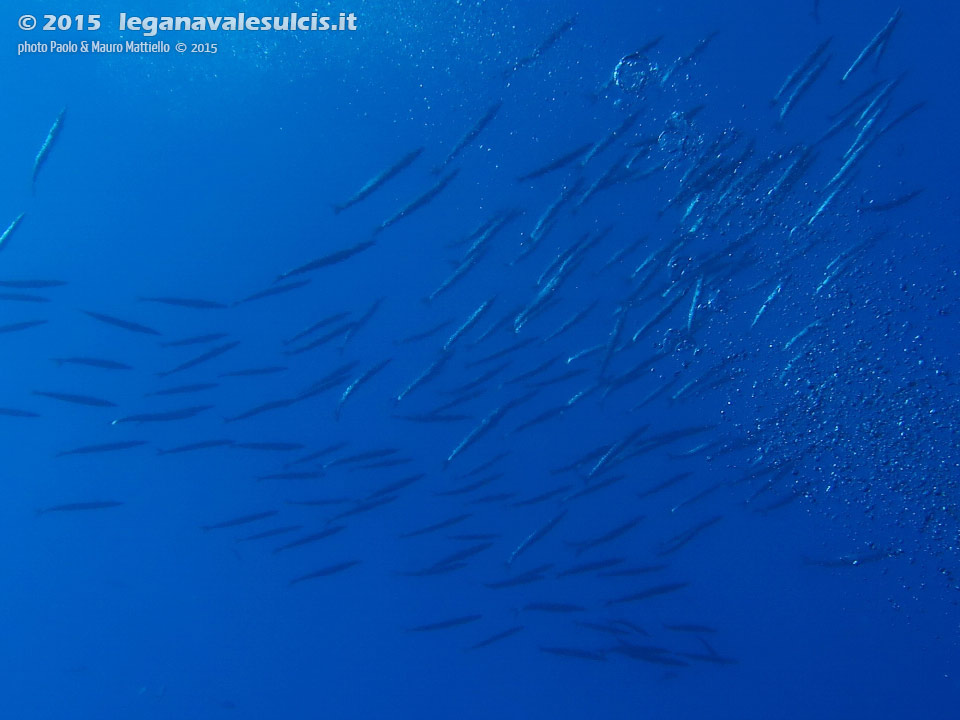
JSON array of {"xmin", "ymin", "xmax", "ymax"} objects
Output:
[{"xmin": 2, "ymin": 1, "xmax": 958, "ymax": 717}]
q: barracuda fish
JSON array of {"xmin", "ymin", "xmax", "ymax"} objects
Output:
[
  {"xmin": 289, "ymin": 561, "xmax": 361, "ymax": 586},
  {"xmin": 876, "ymin": 101, "xmax": 925, "ymax": 138},
  {"xmin": 283, "ymin": 312, "xmax": 351, "ymax": 346},
  {"xmin": 220, "ymin": 366, "xmax": 286, "ymax": 378},
  {"xmin": 507, "ymin": 510, "xmax": 566, "ymax": 566},
  {"xmin": 257, "ymin": 471, "xmax": 324, "ymax": 481},
  {"xmin": 333, "ymin": 147, "xmax": 423, "ymax": 214},
  {"xmin": 524, "ymin": 602, "xmax": 585, "ymax": 613},
  {"xmin": 401, "ymin": 563, "xmax": 469, "ymax": 577},
  {"xmin": 57, "ymin": 440, "xmax": 148, "ymax": 457},
  {"xmin": 631, "ymin": 288, "xmax": 687, "ymax": 343},
  {"xmin": 434, "ymin": 102, "xmax": 502, "ymax": 174},
  {"xmin": 285, "ymin": 498, "xmax": 351, "ymax": 507},
  {"xmin": 37, "ymin": 500, "xmax": 124, "ymax": 515},
  {"xmin": 82, "ymin": 310, "xmax": 161, "ymax": 336},
  {"xmin": 146, "ymin": 383, "xmax": 218, "ymax": 397},
  {"xmin": 157, "ymin": 439, "xmax": 234, "ymax": 455},
  {"xmin": 516, "ymin": 249, "xmax": 584, "ymax": 333},
  {"xmin": 516, "ymin": 179, "xmax": 584, "ymax": 262},
  {"xmin": 427, "ymin": 250, "xmax": 487, "ymax": 303},
  {"xmin": 200, "ymin": 510, "xmax": 277, "ymax": 532},
  {"xmin": 557, "ymin": 557, "xmax": 625, "ymax": 578},
  {"xmin": 237, "ymin": 525, "xmax": 302, "ymax": 543},
  {"xmin": 445, "ymin": 361, "xmax": 510, "ymax": 396},
  {"xmin": 605, "ymin": 582, "xmax": 691, "ymax": 606},
  {"xmin": 511, "ymin": 404, "xmax": 568, "ymax": 434},
  {"xmin": 158, "ymin": 340, "xmax": 240, "ymax": 377},
  {"xmin": 512, "ymin": 485, "xmax": 571, "ymax": 507},
  {"xmin": 0, "ymin": 278, "xmax": 65, "ymax": 289},
  {"xmin": 0, "ymin": 407, "xmax": 40, "ymax": 418},
  {"xmin": 517, "ymin": 143, "xmax": 591, "ymax": 183},
  {"xmin": 275, "ymin": 240, "xmax": 377, "ymax": 283},
  {"xmin": 395, "ymin": 319, "xmax": 453, "ymax": 346},
  {"xmin": 809, "ymin": 176, "xmax": 853, "ymax": 226},
  {"xmin": 428, "ymin": 542, "xmax": 494, "ymax": 571},
  {"xmin": 575, "ymin": 621, "xmax": 631, "ymax": 637},
  {"xmin": 444, "ymin": 297, "xmax": 495, "ymax": 352},
  {"xmin": 444, "ymin": 406, "xmax": 505, "ymax": 466},
  {"xmin": 764, "ymin": 145, "xmax": 816, "ymax": 208},
  {"xmin": 32, "ymin": 391, "xmax": 116, "ymax": 408},
  {"xmin": 394, "ymin": 354, "xmax": 449, "ymax": 405},
  {"xmin": 0, "ymin": 213, "xmax": 25, "ymax": 253},
  {"xmin": 658, "ymin": 516, "xmax": 724, "ymax": 556},
  {"xmin": 540, "ymin": 647, "xmax": 606, "ymax": 662},
  {"xmin": 400, "ymin": 513, "xmax": 472, "ymax": 539},
  {"xmin": 367, "ymin": 474, "xmax": 423, "ymax": 500},
  {"xmin": 112, "ymin": 405, "xmax": 212, "ymax": 425},
  {"xmin": 436, "ymin": 473, "xmax": 501, "ymax": 497},
  {"xmin": 234, "ymin": 279, "xmax": 310, "ymax": 305},
  {"xmin": 783, "ymin": 320, "xmax": 823, "ymax": 351},
  {"xmin": 330, "ymin": 495, "xmax": 399, "ymax": 522},
  {"xmin": 575, "ymin": 162, "xmax": 631, "ymax": 211},
  {"xmin": 466, "ymin": 339, "xmax": 536, "ymax": 370},
  {"xmin": 354, "ymin": 458, "xmax": 413, "ymax": 471},
  {"xmin": 686, "ymin": 275, "xmax": 704, "ymax": 332},
  {"xmin": 297, "ymin": 363, "xmax": 357, "ymax": 401},
  {"xmin": 609, "ymin": 644, "xmax": 689, "ymax": 667},
  {"xmin": 408, "ymin": 615, "xmax": 483, "ymax": 633},
  {"xmin": 484, "ymin": 564, "xmax": 553, "ymax": 589},
  {"xmin": 663, "ymin": 623, "xmax": 717, "ymax": 634},
  {"xmin": 504, "ymin": 15, "xmax": 575, "ymax": 78},
  {"xmin": 138, "ymin": 296, "xmax": 226, "ymax": 310},
  {"xmin": 855, "ymin": 76, "xmax": 902, "ymax": 128},
  {"xmin": 394, "ymin": 412, "xmax": 471, "ymax": 424},
  {"xmin": 547, "ymin": 232, "xmax": 606, "ymax": 289},
  {"xmin": 835, "ymin": 117, "xmax": 882, "ymax": 171},
  {"xmin": 272, "ymin": 526, "xmax": 346, "ymax": 554},
  {"xmin": 465, "ymin": 309, "xmax": 512, "ymax": 349},
  {"xmin": 841, "ymin": 7, "xmax": 903, "ymax": 82},
  {"xmin": 224, "ymin": 397, "xmax": 296, "ymax": 423},
  {"xmin": 778, "ymin": 54, "xmax": 831, "ymax": 124},
  {"xmin": 671, "ymin": 481, "xmax": 726, "ymax": 514},
  {"xmin": 597, "ymin": 236, "xmax": 646, "ymax": 276},
  {"xmin": 569, "ymin": 515, "xmax": 645, "ymax": 556},
  {"xmin": 863, "ymin": 190, "xmax": 924, "ymax": 218},
  {"xmin": 751, "ymin": 280, "xmax": 784, "ymax": 328},
  {"xmin": 283, "ymin": 442, "xmax": 348, "ymax": 469},
  {"xmin": 580, "ymin": 112, "xmax": 640, "ymax": 168},
  {"xmin": 31, "ymin": 107, "xmax": 66, "ymax": 189},
  {"xmin": 340, "ymin": 297, "xmax": 383, "ymax": 350},
  {"xmin": 376, "ymin": 170, "xmax": 459, "ymax": 234},
  {"xmin": 468, "ymin": 626, "xmax": 524, "ymax": 650},
  {"xmin": 772, "ymin": 37, "xmax": 832, "ymax": 106},
  {"xmin": 335, "ymin": 358, "xmax": 392, "ymax": 420},
  {"xmin": 284, "ymin": 321, "xmax": 355, "ymax": 356},
  {"xmin": 600, "ymin": 565, "xmax": 669, "ymax": 578},
  {"xmin": 660, "ymin": 31, "xmax": 719, "ymax": 88},
  {"xmin": 325, "ymin": 448, "xmax": 399, "ymax": 468},
  {"xmin": 159, "ymin": 333, "xmax": 229, "ymax": 348},
  {"xmin": 52, "ymin": 356, "xmax": 132, "ymax": 370},
  {"xmin": 589, "ymin": 427, "xmax": 648, "ymax": 478},
  {"xmin": 234, "ymin": 442, "xmax": 303, "ymax": 452}
]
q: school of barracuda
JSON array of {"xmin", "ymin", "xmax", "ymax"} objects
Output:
[{"xmin": 5, "ymin": 7, "xmax": 957, "ymax": 668}]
